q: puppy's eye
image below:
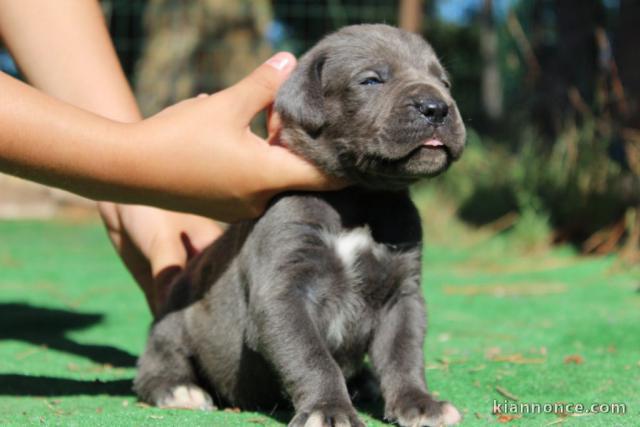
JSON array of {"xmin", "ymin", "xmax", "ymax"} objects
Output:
[
  {"xmin": 441, "ymin": 79, "xmax": 451, "ymax": 89},
  {"xmin": 360, "ymin": 76, "xmax": 384, "ymax": 86}
]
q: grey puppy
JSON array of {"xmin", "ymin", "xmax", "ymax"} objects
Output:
[{"xmin": 134, "ymin": 24, "xmax": 466, "ymax": 427}]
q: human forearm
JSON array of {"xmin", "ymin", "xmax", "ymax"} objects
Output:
[
  {"xmin": 0, "ymin": 72, "xmax": 149, "ymax": 202},
  {"xmin": 0, "ymin": 0, "xmax": 141, "ymax": 122},
  {"xmin": 0, "ymin": 72, "xmax": 220, "ymax": 212},
  {"xmin": 0, "ymin": 0, "xmax": 149, "ymax": 200}
]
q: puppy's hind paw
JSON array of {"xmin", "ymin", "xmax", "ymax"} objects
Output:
[
  {"xmin": 289, "ymin": 405, "xmax": 365, "ymax": 427},
  {"xmin": 386, "ymin": 389, "xmax": 461, "ymax": 427},
  {"xmin": 156, "ymin": 384, "xmax": 216, "ymax": 411}
]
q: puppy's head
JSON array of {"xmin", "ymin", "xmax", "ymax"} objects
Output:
[{"xmin": 275, "ymin": 24, "xmax": 466, "ymax": 189}]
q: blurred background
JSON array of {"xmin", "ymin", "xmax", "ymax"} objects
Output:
[{"xmin": 1, "ymin": 0, "xmax": 638, "ymax": 261}]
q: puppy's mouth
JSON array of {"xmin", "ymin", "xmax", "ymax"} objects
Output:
[
  {"xmin": 422, "ymin": 138, "xmax": 445, "ymax": 149},
  {"xmin": 347, "ymin": 135, "xmax": 455, "ymax": 189},
  {"xmin": 419, "ymin": 138, "xmax": 449, "ymax": 157},
  {"xmin": 397, "ymin": 136, "xmax": 451, "ymax": 162}
]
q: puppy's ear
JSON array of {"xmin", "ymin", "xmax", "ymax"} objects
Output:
[{"xmin": 275, "ymin": 51, "xmax": 326, "ymax": 135}]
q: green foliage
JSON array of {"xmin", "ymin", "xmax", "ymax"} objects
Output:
[
  {"xmin": 419, "ymin": 0, "xmax": 635, "ymax": 247},
  {"xmin": 508, "ymin": 207, "xmax": 552, "ymax": 252},
  {"xmin": 422, "ymin": 117, "xmax": 632, "ymax": 247}
]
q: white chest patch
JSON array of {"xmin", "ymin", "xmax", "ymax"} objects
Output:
[
  {"xmin": 321, "ymin": 226, "xmax": 381, "ymax": 350},
  {"xmin": 333, "ymin": 227, "xmax": 375, "ymax": 267}
]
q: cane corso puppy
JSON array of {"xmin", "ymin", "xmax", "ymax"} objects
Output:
[{"xmin": 134, "ymin": 24, "xmax": 466, "ymax": 427}]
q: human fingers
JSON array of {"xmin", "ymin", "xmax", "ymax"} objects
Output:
[{"xmin": 222, "ymin": 52, "xmax": 296, "ymax": 125}]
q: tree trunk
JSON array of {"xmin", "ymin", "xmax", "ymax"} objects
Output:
[
  {"xmin": 480, "ymin": 0, "xmax": 503, "ymax": 120},
  {"xmin": 399, "ymin": 0, "xmax": 423, "ymax": 33},
  {"xmin": 617, "ymin": 0, "xmax": 640, "ymax": 129},
  {"xmin": 530, "ymin": 0, "xmax": 601, "ymax": 137}
]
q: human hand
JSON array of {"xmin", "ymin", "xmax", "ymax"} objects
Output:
[
  {"xmin": 99, "ymin": 202, "xmax": 223, "ymax": 316},
  {"xmin": 127, "ymin": 52, "xmax": 344, "ymax": 221}
]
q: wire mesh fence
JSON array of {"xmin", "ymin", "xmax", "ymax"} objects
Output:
[
  {"xmin": 106, "ymin": 0, "xmax": 402, "ymax": 75},
  {"xmin": 105, "ymin": 0, "xmax": 404, "ymax": 115}
]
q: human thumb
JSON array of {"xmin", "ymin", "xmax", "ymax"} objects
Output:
[{"xmin": 225, "ymin": 52, "xmax": 296, "ymax": 124}]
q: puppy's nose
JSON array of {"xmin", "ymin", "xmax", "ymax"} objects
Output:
[{"xmin": 416, "ymin": 99, "xmax": 448, "ymax": 125}]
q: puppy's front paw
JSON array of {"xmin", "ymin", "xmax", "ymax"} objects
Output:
[
  {"xmin": 386, "ymin": 389, "xmax": 461, "ymax": 427},
  {"xmin": 156, "ymin": 384, "xmax": 215, "ymax": 411},
  {"xmin": 288, "ymin": 403, "xmax": 365, "ymax": 427}
]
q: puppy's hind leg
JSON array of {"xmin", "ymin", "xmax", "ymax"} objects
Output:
[
  {"xmin": 369, "ymin": 290, "xmax": 461, "ymax": 426},
  {"xmin": 134, "ymin": 313, "xmax": 215, "ymax": 411}
]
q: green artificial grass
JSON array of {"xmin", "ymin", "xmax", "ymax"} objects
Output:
[{"xmin": 0, "ymin": 220, "xmax": 638, "ymax": 426}]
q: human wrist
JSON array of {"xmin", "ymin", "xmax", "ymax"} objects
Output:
[{"xmin": 116, "ymin": 119, "xmax": 206, "ymax": 213}]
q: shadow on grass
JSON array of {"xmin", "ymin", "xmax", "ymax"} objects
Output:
[
  {"xmin": 0, "ymin": 374, "xmax": 133, "ymax": 396},
  {"xmin": 0, "ymin": 302, "xmax": 137, "ymax": 367},
  {"xmin": 250, "ymin": 403, "xmax": 384, "ymax": 425},
  {"xmin": 0, "ymin": 303, "xmax": 388, "ymax": 423}
]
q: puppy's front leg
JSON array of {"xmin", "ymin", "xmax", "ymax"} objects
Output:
[
  {"xmin": 369, "ymin": 288, "xmax": 461, "ymax": 427},
  {"xmin": 251, "ymin": 282, "xmax": 364, "ymax": 427}
]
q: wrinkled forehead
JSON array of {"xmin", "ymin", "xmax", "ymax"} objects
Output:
[{"xmin": 319, "ymin": 26, "xmax": 446, "ymax": 81}]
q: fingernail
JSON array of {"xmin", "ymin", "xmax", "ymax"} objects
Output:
[{"xmin": 265, "ymin": 52, "xmax": 291, "ymax": 71}]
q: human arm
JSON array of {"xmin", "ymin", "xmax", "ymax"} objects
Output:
[
  {"xmin": 0, "ymin": 1, "xmax": 337, "ymax": 313},
  {"xmin": 0, "ymin": 0, "xmax": 222, "ymax": 314},
  {"xmin": 0, "ymin": 0, "xmax": 335, "ymax": 219},
  {"xmin": 0, "ymin": 57, "xmax": 332, "ymax": 219}
]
